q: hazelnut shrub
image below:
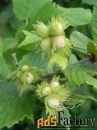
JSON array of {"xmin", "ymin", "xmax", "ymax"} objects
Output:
[{"xmin": 0, "ymin": 0, "xmax": 97, "ymax": 129}]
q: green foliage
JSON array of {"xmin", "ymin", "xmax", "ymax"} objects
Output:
[
  {"xmin": 87, "ymin": 41, "xmax": 97, "ymax": 55},
  {"xmin": 70, "ymin": 31, "xmax": 91, "ymax": 54},
  {"xmin": 62, "ymin": 8, "xmax": 92, "ymax": 26},
  {"xmin": 0, "ymin": 38, "xmax": 17, "ymax": 53},
  {"xmin": 0, "ymin": 81, "xmax": 35, "ymax": 128},
  {"xmin": 64, "ymin": 64, "xmax": 97, "ymax": 89},
  {"xmin": 48, "ymin": 53, "xmax": 68, "ymax": 70},
  {"xmin": 21, "ymin": 51, "xmax": 50, "ymax": 71},
  {"xmin": 1, "ymin": 0, "xmax": 97, "ymax": 130},
  {"xmin": 12, "ymin": 0, "xmax": 51, "ymax": 20},
  {"xmin": 82, "ymin": 0, "xmax": 97, "ymax": 5},
  {"xmin": 92, "ymin": 4, "xmax": 97, "ymax": 43},
  {"xmin": 26, "ymin": 2, "xmax": 92, "ymax": 30},
  {"xmin": 0, "ymin": 53, "xmax": 11, "ymax": 78},
  {"xmin": 18, "ymin": 30, "xmax": 42, "ymax": 50}
]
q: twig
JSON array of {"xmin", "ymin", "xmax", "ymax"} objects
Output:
[
  {"xmin": 76, "ymin": 57, "xmax": 90, "ymax": 64},
  {"xmin": 43, "ymin": 57, "xmax": 91, "ymax": 79}
]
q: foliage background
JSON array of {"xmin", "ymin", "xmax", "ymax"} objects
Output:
[{"xmin": 0, "ymin": 0, "xmax": 97, "ymax": 130}]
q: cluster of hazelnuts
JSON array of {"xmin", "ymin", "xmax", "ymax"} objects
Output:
[
  {"xmin": 12, "ymin": 63, "xmax": 40, "ymax": 94},
  {"xmin": 33, "ymin": 16, "xmax": 70, "ymax": 55},
  {"xmin": 36, "ymin": 77, "xmax": 70, "ymax": 115}
]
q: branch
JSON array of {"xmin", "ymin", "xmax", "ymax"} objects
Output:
[
  {"xmin": 76, "ymin": 57, "xmax": 90, "ymax": 64},
  {"xmin": 43, "ymin": 57, "xmax": 91, "ymax": 79}
]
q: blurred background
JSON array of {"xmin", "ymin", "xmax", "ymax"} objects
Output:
[{"xmin": 0, "ymin": 0, "xmax": 97, "ymax": 130}]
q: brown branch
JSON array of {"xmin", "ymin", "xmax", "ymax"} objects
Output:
[{"xmin": 76, "ymin": 57, "xmax": 90, "ymax": 64}]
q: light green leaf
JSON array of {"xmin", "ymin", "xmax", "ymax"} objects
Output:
[
  {"xmin": 82, "ymin": 0, "xmax": 97, "ymax": 5},
  {"xmin": 70, "ymin": 31, "xmax": 91, "ymax": 54},
  {"xmin": 21, "ymin": 51, "xmax": 50, "ymax": 71},
  {"xmin": 0, "ymin": 81, "xmax": 35, "ymax": 128},
  {"xmin": 87, "ymin": 41, "xmax": 97, "ymax": 55},
  {"xmin": 62, "ymin": 8, "xmax": 92, "ymax": 26},
  {"xmin": 12, "ymin": 0, "xmax": 51, "ymax": 20},
  {"xmin": 64, "ymin": 64, "xmax": 97, "ymax": 89},
  {"xmin": 27, "ymin": 2, "xmax": 92, "ymax": 30},
  {"xmin": 18, "ymin": 30, "xmax": 42, "ymax": 49},
  {"xmin": 92, "ymin": 4, "xmax": 97, "ymax": 43},
  {"xmin": 48, "ymin": 53, "xmax": 68, "ymax": 70},
  {"xmin": 69, "ymin": 54, "xmax": 78, "ymax": 65},
  {"xmin": 0, "ymin": 53, "xmax": 11, "ymax": 78},
  {"xmin": 27, "ymin": 2, "xmax": 64, "ymax": 30}
]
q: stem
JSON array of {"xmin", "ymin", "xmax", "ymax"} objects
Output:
[
  {"xmin": 76, "ymin": 57, "xmax": 90, "ymax": 64},
  {"xmin": 43, "ymin": 57, "xmax": 91, "ymax": 79},
  {"xmin": 43, "ymin": 71, "xmax": 60, "ymax": 79}
]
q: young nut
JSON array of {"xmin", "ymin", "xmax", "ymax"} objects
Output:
[
  {"xmin": 40, "ymin": 37, "xmax": 51, "ymax": 52},
  {"xmin": 16, "ymin": 71, "xmax": 22, "ymax": 78},
  {"xmin": 35, "ymin": 22, "xmax": 49, "ymax": 38},
  {"xmin": 47, "ymin": 97, "xmax": 60, "ymax": 108},
  {"xmin": 42, "ymin": 87, "xmax": 51, "ymax": 96},
  {"xmin": 50, "ymin": 21, "xmax": 63, "ymax": 35},
  {"xmin": 26, "ymin": 72, "xmax": 34, "ymax": 84},
  {"xmin": 51, "ymin": 82, "xmax": 60, "ymax": 87},
  {"xmin": 51, "ymin": 35, "xmax": 65, "ymax": 49},
  {"xmin": 22, "ymin": 65, "xmax": 29, "ymax": 71}
]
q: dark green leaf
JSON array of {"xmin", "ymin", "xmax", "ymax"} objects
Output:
[
  {"xmin": 0, "ymin": 81, "xmax": 35, "ymax": 128},
  {"xmin": 82, "ymin": 0, "xmax": 97, "ymax": 5},
  {"xmin": 21, "ymin": 51, "xmax": 50, "ymax": 71},
  {"xmin": 0, "ymin": 53, "xmax": 11, "ymax": 78},
  {"xmin": 92, "ymin": 4, "xmax": 97, "ymax": 43}
]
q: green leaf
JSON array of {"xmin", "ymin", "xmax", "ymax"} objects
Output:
[
  {"xmin": 0, "ymin": 38, "xmax": 17, "ymax": 53},
  {"xmin": 0, "ymin": 38, "xmax": 3, "ymax": 53},
  {"xmin": 27, "ymin": 2, "xmax": 64, "ymax": 30},
  {"xmin": 27, "ymin": 3, "xmax": 92, "ymax": 30},
  {"xmin": 92, "ymin": 4, "xmax": 97, "ymax": 43},
  {"xmin": 21, "ymin": 51, "xmax": 50, "ymax": 71},
  {"xmin": 82, "ymin": 62, "xmax": 97, "ymax": 72},
  {"xmin": 0, "ymin": 53, "xmax": 11, "ymax": 78},
  {"xmin": 82, "ymin": 0, "xmax": 97, "ymax": 5},
  {"xmin": 69, "ymin": 54, "xmax": 78, "ymax": 65},
  {"xmin": 70, "ymin": 31, "xmax": 91, "ymax": 54},
  {"xmin": 70, "ymin": 93, "xmax": 97, "ymax": 102},
  {"xmin": 2, "ymin": 38, "xmax": 17, "ymax": 53},
  {"xmin": 64, "ymin": 64, "xmax": 97, "ymax": 89},
  {"xmin": 48, "ymin": 53, "xmax": 68, "ymax": 70},
  {"xmin": 18, "ymin": 30, "xmax": 42, "ymax": 49},
  {"xmin": 0, "ymin": 11, "xmax": 9, "ymax": 24},
  {"xmin": 87, "ymin": 41, "xmax": 97, "ymax": 55},
  {"xmin": 62, "ymin": 8, "xmax": 92, "ymax": 26},
  {"xmin": 0, "ymin": 81, "xmax": 35, "ymax": 128},
  {"xmin": 12, "ymin": 0, "xmax": 51, "ymax": 20}
]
